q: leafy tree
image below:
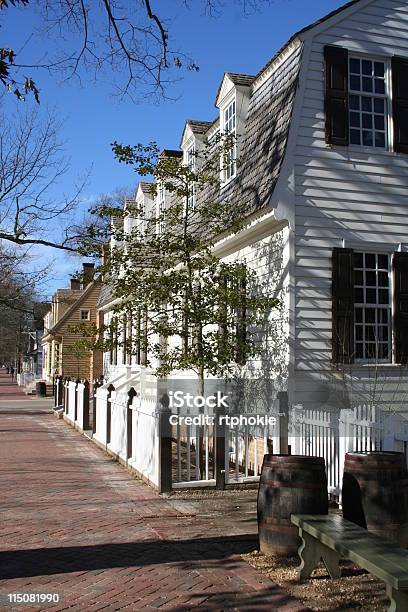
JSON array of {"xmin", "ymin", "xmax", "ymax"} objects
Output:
[{"xmin": 98, "ymin": 137, "xmax": 278, "ymax": 393}]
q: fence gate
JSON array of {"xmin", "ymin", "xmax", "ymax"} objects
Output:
[
  {"xmin": 172, "ymin": 418, "xmax": 216, "ymax": 486},
  {"xmin": 171, "ymin": 395, "xmax": 283, "ymax": 488}
]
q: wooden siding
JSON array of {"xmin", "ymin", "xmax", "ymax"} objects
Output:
[
  {"xmin": 43, "ymin": 283, "xmax": 102, "ymax": 381},
  {"xmin": 293, "ymin": 0, "xmax": 408, "ymax": 412},
  {"xmin": 220, "ymin": 225, "xmax": 291, "ymax": 392}
]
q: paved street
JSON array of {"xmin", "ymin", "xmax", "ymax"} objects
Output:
[{"xmin": 0, "ymin": 373, "xmax": 306, "ymax": 611}]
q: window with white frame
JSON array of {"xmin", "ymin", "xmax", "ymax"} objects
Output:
[
  {"xmin": 354, "ymin": 252, "xmax": 391, "ymax": 362},
  {"xmin": 157, "ymin": 183, "xmax": 166, "ymax": 234},
  {"xmin": 80, "ymin": 309, "xmax": 90, "ymax": 321},
  {"xmin": 349, "ymin": 57, "xmax": 388, "ymax": 148},
  {"xmin": 223, "ymin": 99, "xmax": 236, "ymax": 181},
  {"xmin": 186, "ymin": 144, "xmax": 196, "ymax": 210}
]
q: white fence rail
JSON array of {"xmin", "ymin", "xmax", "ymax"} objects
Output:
[{"xmin": 290, "ymin": 404, "xmax": 408, "ymax": 500}]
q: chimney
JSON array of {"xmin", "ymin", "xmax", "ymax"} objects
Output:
[
  {"xmin": 82, "ymin": 262, "xmax": 95, "ymax": 287},
  {"xmin": 70, "ymin": 278, "xmax": 81, "ymax": 290}
]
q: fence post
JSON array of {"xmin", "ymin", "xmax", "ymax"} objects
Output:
[
  {"xmin": 106, "ymin": 384, "xmax": 115, "ymax": 446},
  {"xmin": 278, "ymin": 391, "xmax": 289, "ymax": 455},
  {"xmin": 127, "ymin": 387, "xmax": 137, "ymax": 460},
  {"xmin": 92, "ymin": 380, "xmax": 100, "ymax": 435},
  {"xmin": 61, "ymin": 377, "xmax": 66, "ymax": 412},
  {"xmin": 83, "ymin": 380, "xmax": 90, "ymax": 430},
  {"xmin": 74, "ymin": 379, "xmax": 80, "ymax": 422},
  {"xmin": 215, "ymin": 409, "xmax": 226, "ymax": 490},
  {"xmin": 65, "ymin": 378, "xmax": 70, "ymax": 414},
  {"xmin": 158, "ymin": 404, "xmax": 172, "ymax": 493}
]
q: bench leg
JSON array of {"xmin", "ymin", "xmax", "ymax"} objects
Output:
[
  {"xmin": 386, "ymin": 585, "xmax": 408, "ymax": 612},
  {"xmin": 297, "ymin": 531, "xmax": 341, "ymax": 580}
]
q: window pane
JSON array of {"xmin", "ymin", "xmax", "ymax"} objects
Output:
[
  {"xmin": 355, "ymin": 308, "xmax": 363, "ymax": 323},
  {"xmin": 362, "ymin": 77, "xmax": 373, "ymax": 92},
  {"xmin": 350, "ymin": 112, "xmax": 360, "ymax": 127},
  {"xmin": 378, "ymin": 271, "xmax": 388, "ymax": 286},
  {"xmin": 362, "ymin": 97, "xmax": 372, "ymax": 112},
  {"xmin": 379, "ymin": 309, "xmax": 388, "ymax": 324},
  {"xmin": 365, "ymin": 344, "xmax": 376, "ymax": 359},
  {"xmin": 350, "ymin": 95, "xmax": 360, "ymax": 110},
  {"xmin": 379, "ymin": 289, "xmax": 389, "ymax": 304},
  {"xmin": 355, "ymin": 288, "xmax": 364, "ymax": 302},
  {"xmin": 374, "ymin": 98, "xmax": 385, "ymax": 113},
  {"xmin": 350, "ymin": 129, "xmax": 361, "ymax": 145},
  {"xmin": 375, "ymin": 79, "xmax": 385, "ymax": 94},
  {"xmin": 374, "ymin": 62, "xmax": 384, "ymax": 77},
  {"xmin": 362, "ymin": 60, "xmax": 372, "ymax": 75},
  {"xmin": 378, "ymin": 343, "xmax": 389, "ymax": 359},
  {"xmin": 378, "ymin": 326, "xmax": 388, "ymax": 341},
  {"xmin": 355, "ymin": 270, "xmax": 364, "ymax": 285},
  {"xmin": 378, "ymin": 254, "xmax": 388, "ymax": 269},
  {"xmin": 366, "ymin": 326, "xmax": 375, "ymax": 341},
  {"xmin": 362, "ymin": 113, "xmax": 373, "ymax": 129},
  {"xmin": 350, "ymin": 75, "xmax": 361, "ymax": 90},
  {"xmin": 374, "ymin": 115, "xmax": 385, "ymax": 130},
  {"xmin": 365, "ymin": 308, "xmax": 375, "ymax": 323},
  {"xmin": 365, "ymin": 253, "xmax": 376, "ymax": 268},
  {"xmin": 356, "ymin": 326, "xmax": 363, "ymax": 341},
  {"xmin": 375, "ymin": 132, "xmax": 385, "ymax": 148},
  {"xmin": 356, "ymin": 343, "xmax": 364, "ymax": 358},
  {"xmin": 350, "ymin": 58, "xmax": 360, "ymax": 73},
  {"xmin": 366, "ymin": 288, "xmax": 376, "ymax": 303},
  {"xmin": 365, "ymin": 271, "xmax": 376, "ymax": 286},
  {"xmin": 362, "ymin": 130, "xmax": 373, "ymax": 146}
]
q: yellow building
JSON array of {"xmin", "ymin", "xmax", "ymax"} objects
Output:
[{"xmin": 42, "ymin": 264, "xmax": 102, "ymax": 382}]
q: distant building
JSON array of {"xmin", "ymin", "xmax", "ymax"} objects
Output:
[{"xmin": 42, "ymin": 263, "xmax": 102, "ymax": 381}]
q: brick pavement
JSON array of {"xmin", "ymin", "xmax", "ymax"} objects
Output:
[
  {"xmin": 0, "ymin": 370, "xmax": 26, "ymax": 400},
  {"xmin": 0, "ymin": 376, "xmax": 307, "ymax": 611}
]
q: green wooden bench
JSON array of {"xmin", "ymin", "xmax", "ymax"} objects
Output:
[{"xmin": 291, "ymin": 514, "xmax": 408, "ymax": 612}]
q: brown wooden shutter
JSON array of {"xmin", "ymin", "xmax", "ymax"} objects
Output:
[
  {"xmin": 332, "ymin": 248, "xmax": 354, "ymax": 364},
  {"xmin": 393, "ymin": 252, "xmax": 408, "ymax": 363},
  {"xmin": 392, "ymin": 57, "xmax": 408, "ymax": 154},
  {"xmin": 325, "ymin": 46, "xmax": 349, "ymax": 146}
]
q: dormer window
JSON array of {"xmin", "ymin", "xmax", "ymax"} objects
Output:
[{"xmin": 222, "ymin": 99, "xmax": 236, "ymax": 182}]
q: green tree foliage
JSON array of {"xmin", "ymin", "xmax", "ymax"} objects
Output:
[{"xmin": 98, "ymin": 137, "xmax": 278, "ymax": 384}]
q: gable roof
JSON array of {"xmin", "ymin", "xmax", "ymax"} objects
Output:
[
  {"xmin": 180, "ymin": 119, "xmax": 214, "ymax": 147},
  {"xmin": 95, "ymin": 281, "xmax": 114, "ymax": 310},
  {"xmin": 215, "ymin": 72, "xmax": 255, "ymax": 106},
  {"xmin": 47, "ymin": 279, "xmax": 100, "ymax": 335},
  {"xmin": 140, "ymin": 181, "xmax": 154, "ymax": 194}
]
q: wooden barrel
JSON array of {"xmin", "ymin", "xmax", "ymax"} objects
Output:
[
  {"xmin": 257, "ymin": 454, "xmax": 328, "ymax": 556},
  {"xmin": 342, "ymin": 451, "xmax": 408, "ymax": 545}
]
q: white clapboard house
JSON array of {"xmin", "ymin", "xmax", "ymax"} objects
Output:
[{"xmin": 94, "ymin": 0, "xmax": 408, "ymax": 494}]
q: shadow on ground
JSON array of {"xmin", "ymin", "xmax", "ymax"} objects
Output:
[{"xmin": 0, "ymin": 535, "xmax": 259, "ymax": 580}]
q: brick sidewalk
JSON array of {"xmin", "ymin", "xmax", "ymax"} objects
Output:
[
  {"xmin": 0, "ymin": 370, "xmax": 27, "ymax": 400},
  {"xmin": 0, "ymin": 400, "xmax": 307, "ymax": 611}
]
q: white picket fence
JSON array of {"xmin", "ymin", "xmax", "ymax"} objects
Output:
[
  {"xmin": 62, "ymin": 377, "xmax": 408, "ymax": 496},
  {"xmin": 290, "ymin": 404, "xmax": 408, "ymax": 500},
  {"xmin": 93, "ymin": 387, "xmax": 161, "ymax": 489}
]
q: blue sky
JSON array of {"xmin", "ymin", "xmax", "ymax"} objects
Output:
[{"xmin": 1, "ymin": 0, "xmax": 346, "ymax": 296}]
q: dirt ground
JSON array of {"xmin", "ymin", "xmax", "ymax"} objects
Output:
[
  {"xmin": 167, "ymin": 488, "xmax": 390, "ymax": 611},
  {"xmin": 243, "ymin": 551, "xmax": 388, "ymax": 611}
]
